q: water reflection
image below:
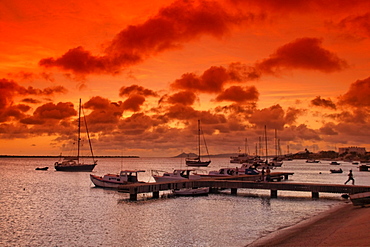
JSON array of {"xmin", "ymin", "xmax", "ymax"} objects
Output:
[{"xmin": 1, "ymin": 158, "xmax": 360, "ymax": 246}]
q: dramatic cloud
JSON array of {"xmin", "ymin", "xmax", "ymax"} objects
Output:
[
  {"xmin": 215, "ymin": 85, "xmax": 259, "ymax": 103},
  {"xmin": 319, "ymin": 122, "xmax": 338, "ymax": 135},
  {"xmin": 118, "ymin": 113, "xmax": 159, "ymax": 135},
  {"xmin": 311, "ymin": 96, "xmax": 336, "ymax": 109},
  {"xmin": 0, "ymin": 78, "xmax": 66, "ymax": 113},
  {"xmin": 338, "ymin": 77, "xmax": 370, "ymax": 107},
  {"xmin": 39, "ymin": 0, "xmax": 246, "ymax": 75},
  {"xmin": 256, "ymin": 37, "xmax": 348, "ymax": 74},
  {"xmin": 82, "ymin": 96, "xmax": 125, "ymax": 133},
  {"xmin": 248, "ymin": 104, "xmax": 303, "ymax": 130},
  {"xmin": 171, "ymin": 64, "xmax": 258, "ymax": 93},
  {"xmin": 337, "ymin": 13, "xmax": 370, "ymax": 39},
  {"xmin": 0, "ymin": 104, "xmax": 30, "ymax": 123},
  {"xmin": 119, "ymin": 85, "xmax": 158, "ymax": 97},
  {"xmin": 122, "ymin": 94, "xmax": 146, "ymax": 112},
  {"xmin": 21, "ymin": 102, "xmax": 76, "ymax": 125},
  {"xmin": 0, "ymin": 79, "xmax": 21, "ymax": 110},
  {"xmin": 167, "ymin": 91, "xmax": 197, "ymax": 105}
]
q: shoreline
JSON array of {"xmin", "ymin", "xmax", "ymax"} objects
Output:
[{"xmin": 247, "ymin": 201, "xmax": 370, "ymax": 246}]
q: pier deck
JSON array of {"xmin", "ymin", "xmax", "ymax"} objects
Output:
[{"xmin": 118, "ymin": 172, "xmax": 370, "ymax": 200}]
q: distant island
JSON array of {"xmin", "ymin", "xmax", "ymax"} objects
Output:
[{"xmin": 0, "ymin": 155, "xmax": 140, "ymax": 158}]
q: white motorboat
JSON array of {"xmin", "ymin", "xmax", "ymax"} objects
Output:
[
  {"xmin": 90, "ymin": 170, "xmax": 146, "ymax": 189},
  {"xmin": 206, "ymin": 168, "xmax": 236, "ymax": 177},
  {"xmin": 152, "ymin": 169, "xmax": 202, "ymax": 182}
]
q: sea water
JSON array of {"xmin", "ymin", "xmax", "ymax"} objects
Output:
[{"xmin": 1, "ymin": 157, "xmax": 368, "ymax": 246}]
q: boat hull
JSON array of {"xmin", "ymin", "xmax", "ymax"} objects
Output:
[
  {"xmin": 90, "ymin": 174, "xmax": 127, "ymax": 189},
  {"xmin": 55, "ymin": 163, "xmax": 96, "ymax": 172},
  {"xmin": 35, "ymin": 167, "xmax": 49, "ymax": 170},
  {"xmin": 186, "ymin": 160, "xmax": 211, "ymax": 167}
]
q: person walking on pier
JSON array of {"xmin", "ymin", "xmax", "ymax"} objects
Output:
[
  {"xmin": 266, "ymin": 167, "xmax": 271, "ymax": 182},
  {"xmin": 260, "ymin": 167, "xmax": 265, "ymax": 181},
  {"xmin": 344, "ymin": 170, "xmax": 355, "ymax": 185}
]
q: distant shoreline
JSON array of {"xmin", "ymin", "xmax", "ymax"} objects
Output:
[{"xmin": 0, "ymin": 155, "xmax": 140, "ymax": 158}]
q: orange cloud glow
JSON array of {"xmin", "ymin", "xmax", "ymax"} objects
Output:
[{"xmin": 1, "ymin": 0, "xmax": 370, "ymax": 156}]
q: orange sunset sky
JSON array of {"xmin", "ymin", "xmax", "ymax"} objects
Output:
[{"xmin": 1, "ymin": 0, "xmax": 370, "ymax": 157}]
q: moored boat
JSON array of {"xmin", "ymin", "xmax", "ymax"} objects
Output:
[
  {"xmin": 90, "ymin": 170, "xmax": 146, "ymax": 189},
  {"xmin": 206, "ymin": 168, "xmax": 236, "ymax": 177},
  {"xmin": 54, "ymin": 99, "xmax": 97, "ymax": 172},
  {"xmin": 152, "ymin": 169, "xmax": 202, "ymax": 182},
  {"xmin": 186, "ymin": 120, "xmax": 211, "ymax": 167},
  {"xmin": 330, "ymin": 161, "xmax": 341, "ymax": 165},
  {"xmin": 306, "ymin": 159, "xmax": 320, "ymax": 163},
  {"xmin": 35, "ymin": 167, "xmax": 49, "ymax": 170},
  {"xmin": 330, "ymin": 168, "xmax": 343, "ymax": 173},
  {"xmin": 350, "ymin": 192, "xmax": 370, "ymax": 206},
  {"xmin": 359, "ymin": 164, "xmax": 370, "ymax": 171}
]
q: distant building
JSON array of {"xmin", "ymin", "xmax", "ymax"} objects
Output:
[{"xmin": 338, "ymin": 146, "xmax": 366, "ymax": 155}]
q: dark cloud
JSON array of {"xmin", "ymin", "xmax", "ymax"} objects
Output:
[
  {"xmin": 0, "ymin": 104, "xmax": 30, "ymax": 123},
  {"xmin": 171, "ymin": 63, "xmax": 259, "ymax": 93},
  {"xmin": 167, "ymin": 91, "xmax": 197, "ymax": 105},
  {"xmin": 39, "ymin": 46, "xmax": 130, "ymax": 74},
  {"xmin": 337, "ymin": 13, "xmax": 370, "ymax": 39},
  {"xmin": 39, "ymin": 0, "xmax": 246, "ymax": 75},
  {"xmin": 338, "ymin": 77, "xmax": 370, "ymax": 107},
  {"xmin": 0, "ymin": 78, "xmax": 21, "ymax": 110},
  {"xmin": 20, "ymin": 102, "xmax": 76, "ymax": 125},
  {"xmin": 215, "ymin": 85, "xmax": 259, "ymax": 103},
  {"xmin": 285, "ymin": 107, "xmax": 305, "ymax": 125},
  {"xmin": 21, "ymin": 98, "xmax": 42, "ymax": 104},
  {"xmin": 0, "ymin": 78, "xmax": 67, "ymax": 110},
  {"xmin": 256, "ymin": 37, "xmax": 348, "ymax": 74},
  {"xmin": 311, "ymin": 96, "xmax": 336, "ymax": 109},
  {"xmin": 82, "ymin": 97, "xmax": 124, "ymax": 133},
  {"xmin": 249, "ymin": 104, "xmax": 286, "ymax": 129},
  {"xmin": 119, "ymin": 85, "xmax": 158, "ymax": 97},
  {"xmin": 32, "ymin": 102, "xmax": 76, "ymax": 120},
  {"xmin": 122, "ymin": 94, "xmax": 146, "ymax": 112},
  {"xmin": 248, "ymin": 104, "xmax": 302, "ymax": 130},
  {"xmin": 319, "ymin": 122, "xmax": 338, "ymax": 135},
  {"xmin": 118, "ymin": 113, "xmax": 158, "ymax": 135},
  {"xmin": 330, "ymin": 109, "xmax": 369, "ymax": 124}
]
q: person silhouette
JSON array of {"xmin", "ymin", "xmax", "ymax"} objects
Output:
[{"xmin": 344, "ymin": 170, "xmax": 355, "ymax": 185}]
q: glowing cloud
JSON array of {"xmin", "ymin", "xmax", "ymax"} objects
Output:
[
  {"xmin": 39, "ymin": 0, "xmax": 245, "ymax": 75},
  {"xmin": 256, "ymin": 37, "xmax": 348, "ymax": 74}
]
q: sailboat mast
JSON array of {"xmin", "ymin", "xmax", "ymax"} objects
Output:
[
  {"xmin": 77, "ymin": 98, "xmax": 81, "ymax": 163},
  {"xmin": 198, "ymin": 119, "xmax": 201, "ymax": 159},
  {"xmin": 264, "ymin": 125, "xmax": 268, "ymax": 162}
]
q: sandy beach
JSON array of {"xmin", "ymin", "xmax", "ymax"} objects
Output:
[{"xmin": 248, "ymin": 201, "xmax": 370, "ymax": 247}]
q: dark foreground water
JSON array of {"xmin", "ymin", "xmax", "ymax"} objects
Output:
[{"xmin": 1, "ymin": 157, "xmax": 368, "ymax": 246}]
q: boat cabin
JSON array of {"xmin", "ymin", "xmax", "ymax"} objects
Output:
[{"xmin": 119, "ymin": 170, "xmax": 145, "ymax": 183}]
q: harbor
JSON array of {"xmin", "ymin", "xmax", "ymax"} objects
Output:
[{"xmin": 2, "ymin": 157, "xmax": 370, "ymax": 246}]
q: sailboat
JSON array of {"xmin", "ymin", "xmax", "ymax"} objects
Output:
[
  {"xmin": 186, "ymin": 120, "xmax": 211, "ymax": 167},
  {"xmin": 54, "ymin": 99, "xmax": 98, "ymax": 172}
]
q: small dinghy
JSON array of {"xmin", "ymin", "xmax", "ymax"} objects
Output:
[{"xmin": 35, "ymin": 167, "xmax": 49, "ymax": 170}]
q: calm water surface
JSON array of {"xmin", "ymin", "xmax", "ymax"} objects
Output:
[{"xmin": 1, "ymin": 157, "xmax": 368, "ymax": 246}]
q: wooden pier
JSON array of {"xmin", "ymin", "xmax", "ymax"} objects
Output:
[{"xmin": 118, "ymin": 172, "xmax": 370, "ymax": 201}]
